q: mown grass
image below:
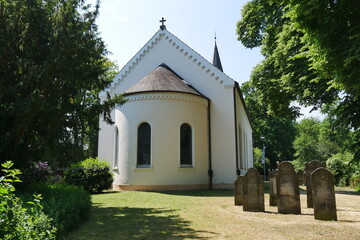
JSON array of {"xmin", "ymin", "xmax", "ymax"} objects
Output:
[{"xmin": 66, "ymin": 187, "xmax": 360, "ymax": 240}]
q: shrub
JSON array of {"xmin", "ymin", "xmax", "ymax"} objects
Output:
[
  {"xmin": 21, "ymin": 182, "xmax": 91, "ymax": 236},
  {"xmin": 351, "ymin": 174, "xmax": 360, "ymax": 191},
  {"xmin": 326, "ymin": 152, "xmax": 353, "ymax": 186},
  {"xmin": 65, "ymin": 157, "xmax": 113, "ymax": 193},
  {"xmin": 0, "ymin": 161, "xmax": 56, "ymax": 239},
  {"xmin": 24, "ymin": 161, "xmax": 54, "ymax": 183}
]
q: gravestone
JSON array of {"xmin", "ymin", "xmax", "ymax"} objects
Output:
[
  {"xmin": 297, "ymin": 169, "xmax": 304, "ymax": 186},
  {"xmin": 234, "ymin": 176, "xmax": 243, "ymax": 206},
  {"xmin": 311, "ymin": 167, "xmax": 337, "ymax": 221},
  {"xmin": 305, "ymin": 160, "xmax": 326, "ymax": 208},
  {"xmin": 276, "ymin": 162, "xmax": 301, "ymax": 214},
  {"xmin": 243, "ymin": 168, "xmax": 264, "ymax": 212},
  {"xmin": 269, "ymin": 170, "xmax": 278, "ymax": 206}
]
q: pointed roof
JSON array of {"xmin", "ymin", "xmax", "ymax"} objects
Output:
[
  {"xmin": 212, "ymin": 41, "xmax": 223, "ymax": 72},
  {"xmin": 125, "ymin": 63, "xmax": 205, "ymax": 97}
]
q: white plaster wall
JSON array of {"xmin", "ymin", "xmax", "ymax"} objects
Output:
[
  {"xmin": 235, "ymin": 90, "xmax": 254, "ymax": 176},
  {"xmin": 100, "ymin": 29, "xmax": 252, "ymax": 186},
  {"xmin": 113, "ymin": 92, "xmax": 209, "ymax": 186},
  {"xmin": 98, "ymin": 110, "xmax": 115, "ymax": 167}
]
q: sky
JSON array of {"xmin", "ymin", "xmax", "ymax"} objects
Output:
[{"xmin": 92, "ymin": 0, "xmax": 323, "ymax": 120}]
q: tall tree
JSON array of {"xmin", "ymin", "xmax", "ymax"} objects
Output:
[
  {"xmin": 0, "ymin": 0, "xmax": 125, "ymax": 169},
  {"xmin": 236, "ymin": 0, "xmax": 360, "ymax": 161},
  {"xmin": 241, "ymin": 81, "xmax": 296, "ymax": 169}
]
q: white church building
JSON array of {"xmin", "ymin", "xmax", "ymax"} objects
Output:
[{"xmin": 98, "ymin": 21, "xmax": 253, "ymax": 191}]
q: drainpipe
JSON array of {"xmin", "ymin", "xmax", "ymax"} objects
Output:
[{"xmin": 207, "ymin": 99, "xmax": 213, "ymax": 190}]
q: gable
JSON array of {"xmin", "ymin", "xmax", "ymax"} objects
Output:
[{"xmin": 100, "ymin": 28, "xmax": 236, "ymax": 100}]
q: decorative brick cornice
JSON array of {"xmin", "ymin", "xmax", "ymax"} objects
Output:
[{"xmin": 125, "ymin": 92, "xmax": 208, "ymax": 107}]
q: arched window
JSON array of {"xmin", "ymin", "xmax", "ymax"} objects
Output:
[
  {"xmin": 113, "ymin": 126, "xmax": 119, "ymax": 168},
  {"xmin": 180, "ymin": 123, "xmax": 192, "ymax": 166},
  {"xmin": 137, "ymin": 122, "xmax": 151, "ymax": 166}
]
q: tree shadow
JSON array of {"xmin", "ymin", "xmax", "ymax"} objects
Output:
[
  {"xmin": 158, "ymin": 189, "xmax": 234, "ymax": 197},
  {"xmin": 67, "ymin": 203, "xmax": 217, "ymax": 239},
  {"xmin": 335, "ymin": 190, "xmax": 360, "ymax": 196}
]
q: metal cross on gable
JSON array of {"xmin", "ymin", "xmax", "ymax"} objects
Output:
[{"xmin": 160, "ymin": 17, "xmax": 166, "ymax": 30}]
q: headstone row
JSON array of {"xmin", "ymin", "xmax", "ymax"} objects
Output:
[{"xmin": 234, "ymin": 160, "xmax": 337, "ymax": 220}]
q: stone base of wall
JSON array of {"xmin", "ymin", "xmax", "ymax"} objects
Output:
[{"xmin": 112, "ymin": 183, "xmax": 234, "ymax": 191}]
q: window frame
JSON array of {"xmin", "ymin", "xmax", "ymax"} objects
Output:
[
  {"xmin": 137, "ymin": 122, "xmax": 152, "ymax": 168},
  {"xmin": 113, "ymin": 126, "xmax": 119, "ymax": 169},
  {"xmin": 179, "ymin": 123, "xmax": 193, "ymax": 168}
]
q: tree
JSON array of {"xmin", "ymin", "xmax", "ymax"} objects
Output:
[
  {"xmin": 292, "ymin": 115, "xmax": 354, "ymax": 170},
  {"xmin": 236, "ymin": 0, "xmax": 360, "ymax": 162},
  {"xmin": 0, "ymin": 0, "xmax": 125, "ymax": 169},
  {"xmin": 241, "ymin": 81, "xmax": 296, "ymax": 169}
]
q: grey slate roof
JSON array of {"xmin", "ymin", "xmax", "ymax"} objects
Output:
[
  {"xmin": 125, "ymin": 63, "xmax": 205, "ymax": 97},
  {"xmin": 212, "ymin": 42, "xmax": 223, "ymax": 72}
]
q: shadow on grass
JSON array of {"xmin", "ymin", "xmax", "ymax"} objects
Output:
[
  {"xmin": 159, "ymin": 189, "xmax": 234, "ymax": 197},
  {"xmin": 66, "ymin": 203, "xmax": 217, "ymax": 240},
  {"xmin": 335, "ymin": 190, "xmax": 360, "ymax": 196}
]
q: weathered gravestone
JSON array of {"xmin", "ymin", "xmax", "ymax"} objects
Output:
[
  {"xmin": 276, "ymin": 162, "xmax": 301, "ymax": 214},
  {"xmin": 311, "ymin": 167, "xmax": 337, "ymax": 221},
  {"xmin": 243, "ymin": 168, "xmax": 264, "ymax": 212},
  {"xmin": 297, "ymin": 169, "xmax": 304, "ymax": 186},
  {"xmin": 269, "ymin": 170, "xmax": 278, "ymax": 206},
  {"xmin": 234, "ymin": 176, "xmax": 243, "ymax": 206},
  {"xmin": 305, "ymin": 160, "xmax": 326, "ymax": 208}
]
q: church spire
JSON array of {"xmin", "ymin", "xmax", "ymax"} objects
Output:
[{"xmin": 212, "ymin": 35, "xmax": 223, "ymax": 72}]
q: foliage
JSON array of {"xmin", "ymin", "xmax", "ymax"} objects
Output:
[
  {"xmin": 236, "ymin": 0, "xmax": 360, "ymax": 162},
  {"xmin": 65, "ymin": 157, "xmax": 113, "ymax": 193},
  {"xmin": 20, "ymin": 182, "xmax": 91, "ymax": 236},
  {"xmin": 0, "ymin": 0, "xmax": 126, "ymax": 169},
  {"xmin": 0, "ymin": 161, "xmax": 56, "ymax": 239},
  {"xmin": 242, "ymin": 81, "xmax": 296, "ymax": 168},
  {"xmin": 326, "ymin": 152, "xmax": 353, "ymax": 186},
  {"xmin": 253, "ymin": 147, "xmax": 270, "ymax": 176},
  {"xmin": 293, "ymin": 117, "xmax": 354, "ymax": 168},
  {"xmin": 24, "ymin": 161, "xmax": 54, "ymax": 183},
  {"xmin": 350, "ymin": 174, "xmax": 360, "ymax": 192}
]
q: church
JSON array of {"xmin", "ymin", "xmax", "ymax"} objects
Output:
[{"xmin": 98, "ymin": 20, "xmax": 253, "ymax": 191}]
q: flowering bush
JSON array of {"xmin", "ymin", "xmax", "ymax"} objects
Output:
[
  {"xmin": 0, "ymin": 161, "xmax": 56, "ymax": 239},
  {"xmin": 26, "ymin": 161, "xmax": 54, "ymax": 182}
]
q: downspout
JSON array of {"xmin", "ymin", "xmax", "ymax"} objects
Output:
[
  {"xmin": 233, "ymin": 86, "xmax": 240, "ymax": 176},
  {"xmin": 207, "ymin": 99, "xmax": 213, "ymax": 190}
]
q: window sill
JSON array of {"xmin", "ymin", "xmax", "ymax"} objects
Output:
[
  {"xmin": 133, "ymin": 166, "xmax": 153, "ymax": 171},
  {"xmin": 178, "ymin": 165, "xmax": 195, "ymax": 169}
]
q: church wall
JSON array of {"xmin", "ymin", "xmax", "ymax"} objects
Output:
[
  {"xmin": 112, "ymin": 92, "xmax": 209, "ymax": 187},
  {"xmin": 98, "ymin": 110, "xmax": 115, "ymax": 168},
  {"xmin": 101, "ymin": 29, "xmax": 253, "ymax": 188},
  {"xmin": 144, "ymin": 36, "xmax": 239, "ymax": 186},
  {"xmin": 235, "ymin": 90, "xmax": 254, "ymax": 176}
]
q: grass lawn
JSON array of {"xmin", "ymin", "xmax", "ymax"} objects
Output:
[{"xmin": 66, "ymin": 187, "xmax": 360, "ymax": 240}]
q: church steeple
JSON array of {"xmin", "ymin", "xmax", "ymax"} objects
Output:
[{"xmin": 212, "ymin": 36, "xmax": 223, "ymax": 72}]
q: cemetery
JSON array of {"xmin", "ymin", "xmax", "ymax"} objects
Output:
[
  {"xmin": 2, "ymin": 1, "xmax": 359, "ymax": 239},
  {"xmin": 64, "ymin": 160, "xmax": 359, "ymax": 239},
  {"xmin": 235, "ymin": 161, "xmax": 337, "ymax": 220}
]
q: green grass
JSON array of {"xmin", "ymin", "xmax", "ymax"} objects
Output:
[{"xmin": 66, "ymin": 188, "xmax": 360, "ymax": 240}]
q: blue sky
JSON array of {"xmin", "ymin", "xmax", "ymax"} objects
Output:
[
  {"xmin": 93, "ymin": 0, "xmax": 322, "ymax": 120},
  {"xmin": 94, "ymin": 0, "xmax": 263, "ymax": 85}
]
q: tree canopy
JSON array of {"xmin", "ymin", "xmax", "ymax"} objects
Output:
[
  {"xmin": 241, "ymin": 81, "xmax": 296, "ymax": 169},
  {"xmin": 0, "ymin": 0, "xmax": 125, "ymax": 169},
  {"xmin": 236, "ymin": 0, "xmax": 360, "ymax": 161}
]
